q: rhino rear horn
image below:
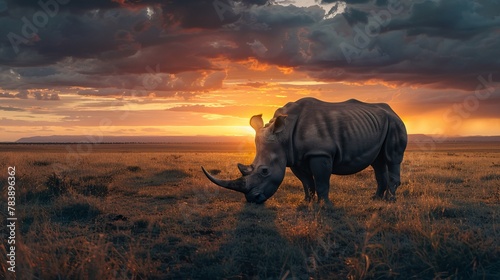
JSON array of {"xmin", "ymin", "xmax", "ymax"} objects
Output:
[
  {"xmin": 201, "ymin": 167, "xmax": 247, "ymax": 193},
  {"xmin": 237, "ymin": 163, "xmax": 253, "ymax": 176}
]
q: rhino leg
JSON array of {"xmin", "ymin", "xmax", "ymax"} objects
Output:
[
  {"xmin": 291, "ymin": 166, "xmax": 315, "ymax": 201},
  {"xmin": 386, "ymin": 163, "xmax": 401, "ymax": 201},
  {"xmin": 309, "ymin": 156, "xmax": 333, "ymax": 206},
  {"xmin": 371, "ymin": 158, "xmax": 389, "ymax": 200}
]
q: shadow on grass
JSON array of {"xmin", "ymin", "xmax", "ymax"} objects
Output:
[
  {"xmin": 182, "ymin": 198, "xmax": 368, "ymax": 279},
  {"xmin": 132, "ymin": 169, "xmax": 191, "ymax": 188},
  {"xmin": 191, "ymin": 203, "xmax": 307, "ymax": 279}
]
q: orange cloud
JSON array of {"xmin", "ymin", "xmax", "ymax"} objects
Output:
[
  {"xmin": 340, "ymin": 79, "xmax": 400, "ymax": 89},
  {"xmin": 239, "ymin": 58, "xmax": 271, "ymax": 71},
  {"xmin": 278, "ymin": 66, "xmax": 294, "ymax": 74}
]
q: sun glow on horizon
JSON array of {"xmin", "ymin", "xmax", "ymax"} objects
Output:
[{"xmin": 2, "ymin": 80, "xmax": 500, "ymax": 142}]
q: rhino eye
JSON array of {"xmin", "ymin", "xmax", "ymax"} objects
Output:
[{"xmin": 260, "ymin": 167, "xmax": 270, "ymax": 176}]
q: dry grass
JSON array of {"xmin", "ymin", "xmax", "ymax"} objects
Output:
[{"xmin": 0, "ymin": 143, "xmax": 499, "ymax": 279}]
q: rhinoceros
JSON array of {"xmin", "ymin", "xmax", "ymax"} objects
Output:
[{"xmin": 202, "ymin": 97, "xmax": 407, "ymax": 204}]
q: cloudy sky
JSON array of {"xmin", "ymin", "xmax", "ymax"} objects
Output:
[{"xmin": 0, "ymin": 0, "xmax": 499, "ymax": 141}]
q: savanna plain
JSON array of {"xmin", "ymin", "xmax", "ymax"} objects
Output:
[{"xmin": 0, "ymin": 142, "xmax": 499, "ymax": 279}]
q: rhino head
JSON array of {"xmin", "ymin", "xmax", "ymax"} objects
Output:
[{"xmin": 202, "ymin": 114, "xmax": 288, "ymax": 203}]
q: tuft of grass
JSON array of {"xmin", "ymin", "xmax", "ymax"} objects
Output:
[
  {"xmin": 53, "ymin": 198, "xmax": 101, "ymax": 223},
  {"xmin": 480, "ymin": 174, "xmax": 500, "ymax": 181},
  {"xmin": 81, "ymin": 183, "xmax": 109, "ymax": 198},
  {"xmin": 133, "ymin": 219, "xmax": 149, "ymax": 229},
  {"xmin": 208, "ymin": 169, "xmax": 222, "ymax": 175},
  {"xmin": 45, "ymin": 173, "xmax": 70, "ymax": 197},
  {"xmin": 80, "ymin": 175, "xmax": 113, "ymax": 184},
  {"xmin": 31, "ymin": 160, "xmax": 51, "ymax": 166},
  {"xmin": 156, "ymin": 169, "xmax": 190, "ymax": 179},
  {"xmin": 127, "ymin": 165, "xmax": 142, "ymax": 172}
]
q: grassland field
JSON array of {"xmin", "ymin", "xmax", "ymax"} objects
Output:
[{"xmin": 0, "ymin": 142, "xmax": 499, "ymax": 279}]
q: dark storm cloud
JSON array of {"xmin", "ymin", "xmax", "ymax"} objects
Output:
[
  {"xmin": 0, "ymin": 0, "xmax": 237, "ymax": 92},
  {"xmin": 221, "ymin": 0, "xmax": 499, "ymax": 90},
  {"xmin": 341, "ymin": 7, "xmax": 368, "ymax": 25},
  {"xmin": 294, "ymin": 0, "xmax": 500, "ymax": 90},
  {"xmin": 121, "ymin": 0, "xmax": 270, "ymax": 29},
  {"xmin": 5, "ymin": 0, "xmax": 121, "ymax": 13},
  {"xmin": 0, "ymin": 0, "xmax": 499, "ymax": 93},
  {"xmin": 322, "ymin": 0, "xmax": 371, "ymax": 3},
  {"xmin": 0, "ymin": 5, "xmax": 167, "ymax": 66},
  {"xmin": 387, "ymin": 0, "xmax": 499, "ymax": 39}
]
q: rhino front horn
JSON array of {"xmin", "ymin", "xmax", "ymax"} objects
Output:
[{"xmin": 201, "ymin": 167, "xmax": 247, "ymax": 193}]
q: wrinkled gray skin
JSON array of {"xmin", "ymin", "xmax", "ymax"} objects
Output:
[{"xmin": 202, "ymin": 97, "xmax": 408, "ymax": 204}]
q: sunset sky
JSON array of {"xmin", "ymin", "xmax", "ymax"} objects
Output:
[{"xmin": 0, "ymin": 0, "xmax": 499, "ymax": 142}]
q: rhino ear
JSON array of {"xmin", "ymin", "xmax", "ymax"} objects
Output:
[
  {"xmin": 250, "ymin": 114, "xmax": 264, "ymax": 132},
  {"xmin": 272, "ymin": 115, "xmax": 287, "ymax": 134}
]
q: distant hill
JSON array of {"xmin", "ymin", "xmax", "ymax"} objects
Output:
[
  {"xmin": 15, "ymin": 135, "xmax": 252, "ymax": 143},
  {"xmin": 13, "ymin": 134, "xmax": 500, "ymax": 143},
  {"xmin": 408, "ymin": 134, "xmax": 500, "ymax": 143}
]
